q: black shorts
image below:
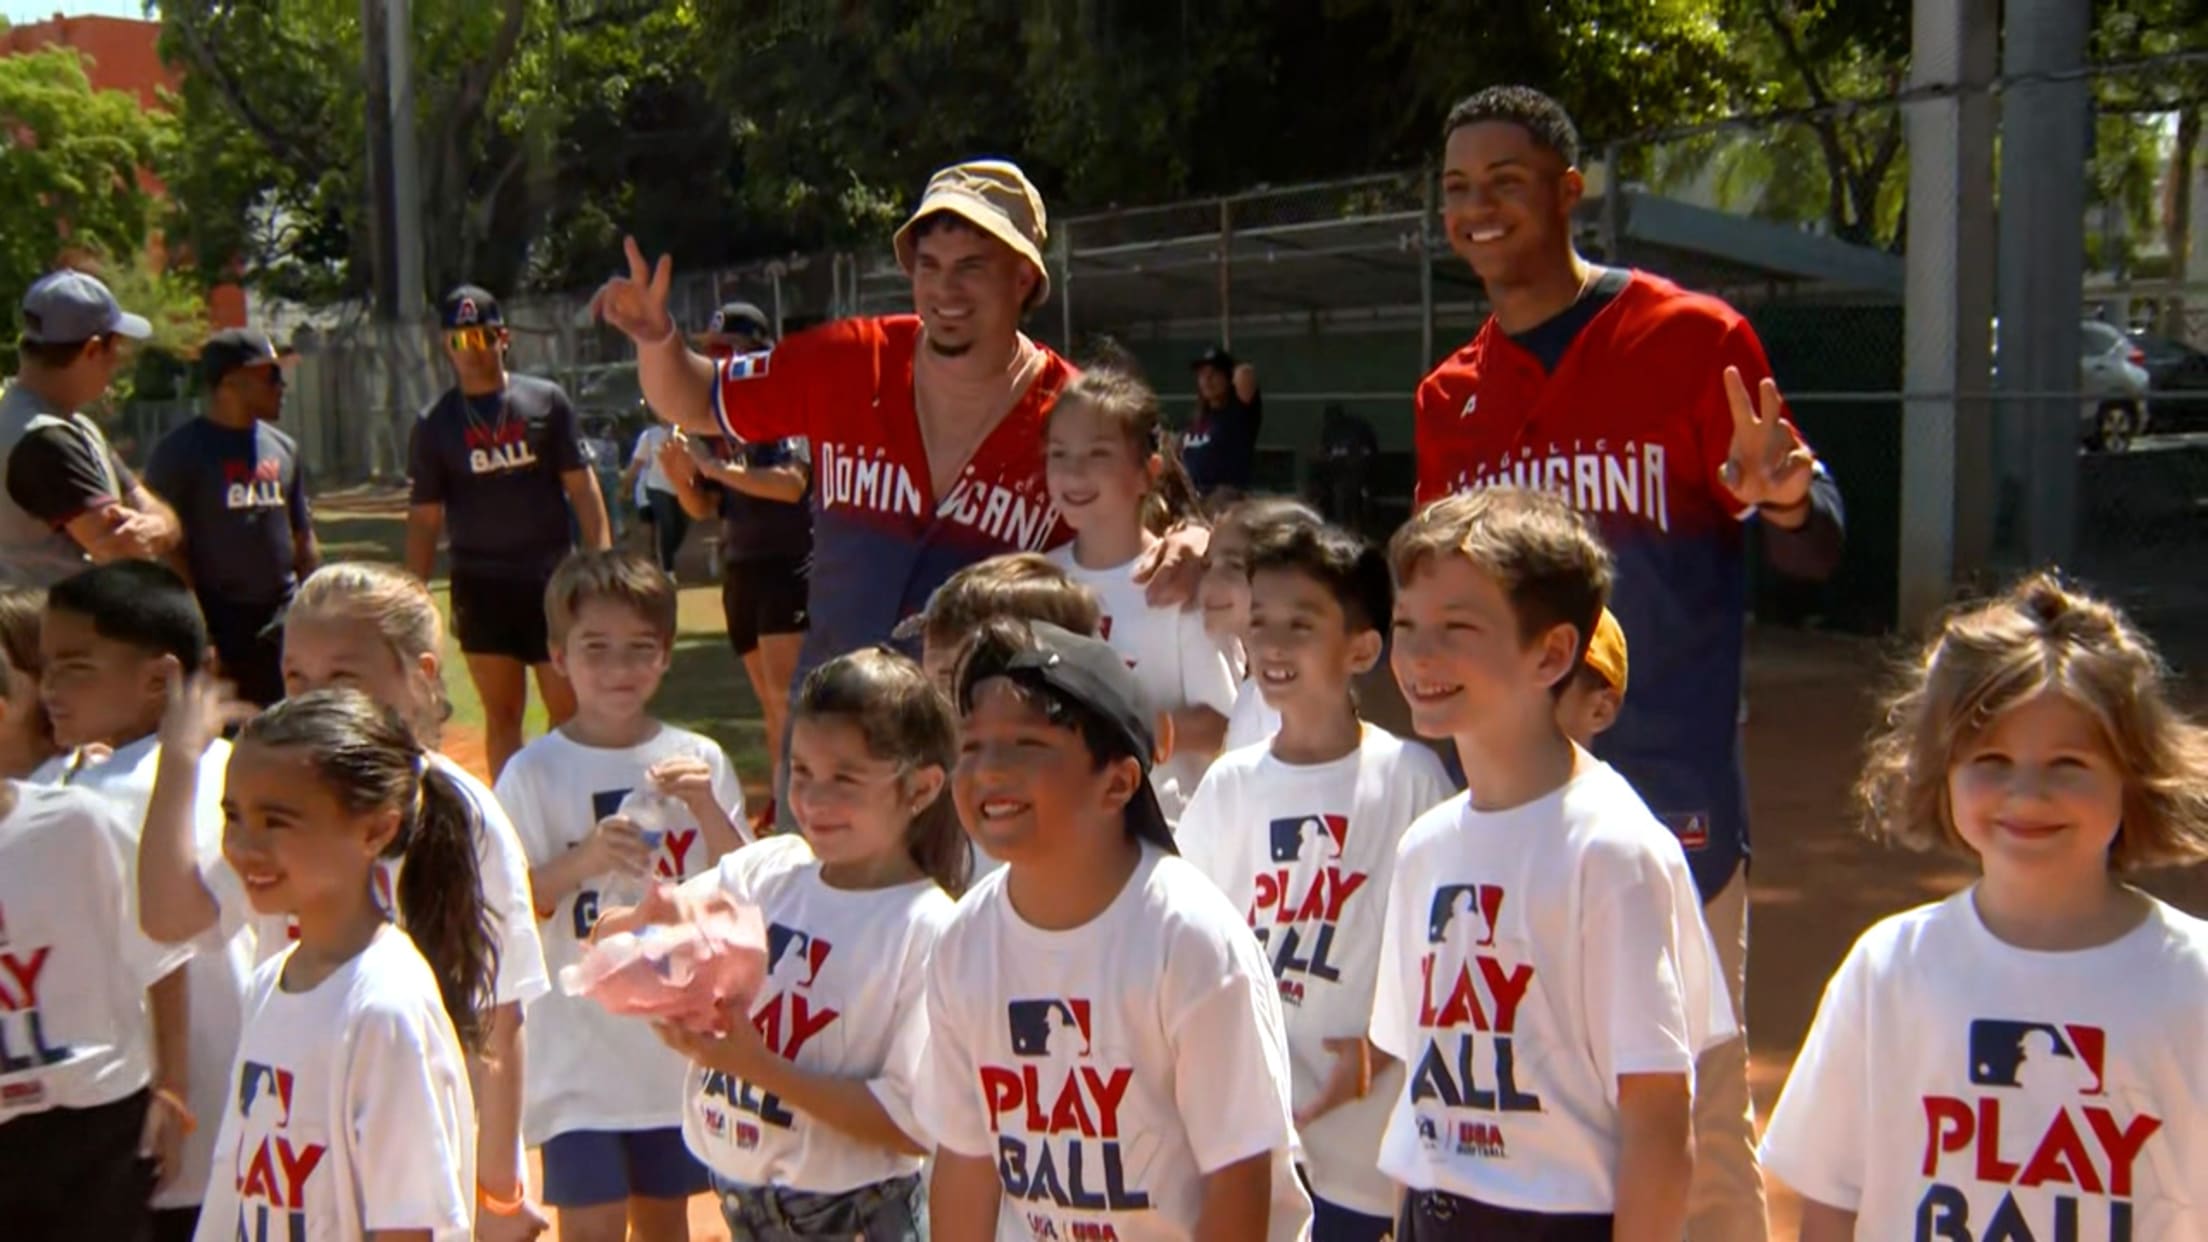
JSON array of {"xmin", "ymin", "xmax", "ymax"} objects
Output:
[
  {"xmin": 1399, "ymin": 1190, "xmax": 1612, "ymax": 1241},
  {"xmin": 721, "ymin": 556, "xmax": 809, "ymax": 656},
  {"xmin": 0, "ymin": 1089, "xmax": 156, "ymax": 1241},
  {"xmin": 450, "ymin": 569, "xmax": 553, "ymax": 665}
]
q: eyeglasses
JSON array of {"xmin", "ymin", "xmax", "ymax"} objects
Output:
[{"xmin": 446, "ymin": 327, "xmax": 498, "ymax": 352}]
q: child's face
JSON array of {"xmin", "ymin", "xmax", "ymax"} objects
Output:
[
  {"xmin": 1390, "ymin": 555, "xmax": 1574, "ymax": 741},
  {"xmin": 1198, "ymin": 523, "xmax": 1254, "ymax": 643},
  {"xmin": 787, "ymin": 715, "xmax": 937, "ymax": 871},
  {"xmin": 551, "ymin": 598, "xmax": 670, "ymax": 722},
  {"xmin": 955, "ymin": 677, "xmax": 1140, "ymax": 866},
  {"xmin": 283, "ymin": 616, "xmax": 437, "ymax": 734},
  {"xmin": 1948, "ymin": 689, "xmax": 2125, "ymax": 882},
  {"xmin": 0, "ymin": 650, "xmax": 53, "ymax": 777},
  {"xmin": 38, "ymin": 608, "xmax": 170, "ymax": 749},
  {"xmin": 1246, "ymin": 565, "xmax": 1378, "ymax": 716},
  {"xmin": 1045, "ymin": 402, "xmax": 1153, "ymax": 539},
  {"xmin": 221, "ymin": 739, "xmax": 397, "ymax": 918},
  {"xmin": 1554, "ymin": 671, "xmax": 1621, "ymax": 748}
]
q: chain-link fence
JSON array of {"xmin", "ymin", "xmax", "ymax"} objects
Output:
[{"xmin": 211, "ymin": 58, "xmax": 2203, "ymax": 641}]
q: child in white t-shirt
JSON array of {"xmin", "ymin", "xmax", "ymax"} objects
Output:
[
  {"xmin": 495, "ymin": 551, "xmax": 747, "ymax": 1241},
  {"xmin": 0, "ymin": 780, "xmax": 190, "ymax": 1241},
  {"xmin": 1372, "ymin": 489, "xmax": 1731, "ymax": 1240},
  {"xmin": 920, "ymin": 617, "xmax": 1313, "ymax": 1242},
  {"xmin": 1760, "ymin": 574, "xmax": 2208, "ymax": 1240},
  {"xmin": 34, "ymin": 562, "xmax": 247, "ymax": 1241},
  {"xmin": 172, "ymin": 688, "xmax": 487, "ymax": 1242},
  {"xmin": 1199, "ymin": 496, "xmax": 1320, "ymax": 755},
  {"xmin": 1043, "ymin": 366, "xmax": 1239, "ymax": 823},
  {"xmin": 1179, "ymin": 519, "xmax": 1454, "ymax": 1240},
  {"xmin": 0, "ymin": 586, "xmax": 56, "ymax": 778},
  {"xmin": 134, "ymin": 562, "xmax": 552, "ymax": 1232},
  {"xmin": 601, "ymin": 647, "xmax": 964, "ymax": 1240}
]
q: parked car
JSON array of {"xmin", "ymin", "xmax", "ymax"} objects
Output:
[
  {"xmin": 2127, "ymin": 329, "xmax": 2208, "ymax": 433},
  {"xmin": 1991, "ymin": 319, "xmax": 2152, "ymax": 452}
]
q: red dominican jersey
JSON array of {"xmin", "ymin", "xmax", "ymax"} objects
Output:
[
  {"xmin": 710, "ymin": 315, "xmax": 1075, "ymax": 686},
  {"xmin": 1414, "ymin": 270, "xmax": 1802, "ymax": 901}
]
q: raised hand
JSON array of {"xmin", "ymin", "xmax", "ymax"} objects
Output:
[
  {"xmin": 589, "ymin": 236, "xmax": 676, "ymax": 345},
  {"xmin": 1718, "ymin": 366, "xmax": 1815, "ymax": 510},
  {"xmin": 158, "ymin": 668, "xmax": 256, "ymax": 763}
]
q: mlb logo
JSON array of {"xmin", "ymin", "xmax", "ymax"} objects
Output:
[
  {"xmin": 1268, "ymin": 814, "xmax": 1349, "ymax": 864},
  {"xmin": 454, "ymin": 298, "xmax": 480, "ymax": 326},
  {"xmin": 766, "ymin": 924, "xmax": 831, "ymax": 989},
  {"xmin": 725, "ymin": 350, "xmax": 771, "ymax": 382},
  {"xmin": 238, "ymin": 1062, "xmax": 297, "ymax": 1126},
  {"xmin": 1007, "ymin": 998, "xmax": 1093, "ymax": 1058},
  {"xmin": 1428, "ymin": 883, "xmax": 1505, "ymax": 947},
  {"xmin": 702, "ymin": 1105, "xmax": 727, "ymax": 1139},
  {"xmin": 1968, "ymin": 1019, "xmax": 2107, "ymax": 1097}
]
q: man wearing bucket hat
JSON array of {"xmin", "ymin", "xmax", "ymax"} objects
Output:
[
  {"xmin": 1, "ymin": 269, "xmax": 181, "ymax": 585},
  {"xmin": 593, "ymin": 160, "xmax": 1205, "ymax": 703}
]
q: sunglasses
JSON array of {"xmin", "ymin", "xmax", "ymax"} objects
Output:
[{"xmin": 446, "ymin": 327, "xmax": 500, "ymax": 351}]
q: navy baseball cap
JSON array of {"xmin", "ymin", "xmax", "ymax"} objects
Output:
[
  {"xmin": 20, "ymin": 270, "xmax": 152, "ymax": 344},
  {"xmin": 1192, "ymin": 345, "xmax": 1236, "ymax": 372},
  {"xmin": 703, "ymin": 301, "xmax": 772, "ymax": 341},
  {"xmin": 199, "ymin": 328, "xmax": 295, "ymax": 386},
  {"xmin": 958, "ymin": 620, "xmax": 1175, "ymax": 854},
  {"xmin": 439, "ymin": 285, "xmax": 503, "ymax": 330}
]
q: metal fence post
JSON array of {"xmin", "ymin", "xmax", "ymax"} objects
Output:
[
  {"xmin": 1599, "ymin": 143, "xmax": 1624, "ymax": 264},
  {"xmin": 1217, "ymin": 196, "xmax": 1233, "ymax": 349}
]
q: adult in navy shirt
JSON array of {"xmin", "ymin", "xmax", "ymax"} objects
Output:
[
  {"xmin": 1413, "ymin": 86, "xmax": 1844, "ymax": 1242},
  {"xmin": 405, "ymin": 285, "xmax": 611, "ymax": 779},
  {"xmin": 1181, "ymin": 344, "xmax": 1262, "ymax": 500},
  {"xmin": 666, "ymin": 301, "xmax": 811, "ymax": 832},
  {"xmin": 145, "ymin": 329, "xmax": 317, "ymax": 704}
]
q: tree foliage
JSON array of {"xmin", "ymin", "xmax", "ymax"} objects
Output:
[{"xmin": 0, "ymin": 45, "xmax": 172, "ymax": 333}]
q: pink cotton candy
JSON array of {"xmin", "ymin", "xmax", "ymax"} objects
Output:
[{"xmin": 560, "ymin": 890, "xmax": 767, "ymax": 1033}]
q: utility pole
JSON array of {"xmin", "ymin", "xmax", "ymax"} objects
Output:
[{"xmin": 387, "ymin": 0, "xmax": 425, "ymax": 325}]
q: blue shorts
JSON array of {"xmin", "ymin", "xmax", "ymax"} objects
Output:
[
  {"xmin": 1313, "ymin": 1193, "xmax": 1397, "ymax": 1242},
  {"xmin": 540, "ymin": 1127, "xmax": 711, "ymax": 1208}
]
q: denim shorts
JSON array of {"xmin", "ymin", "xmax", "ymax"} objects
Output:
[{"xmin": 712, "ymin": 1171, "xmax": 926, "ymax": 1241}]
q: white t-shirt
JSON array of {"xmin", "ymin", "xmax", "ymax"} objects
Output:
[
  {"xmin": 916, "ymin": 846, "xmax": 1313, "ymax": 1242},
  {"xmin": 633, "ymin": 424, "xmax": 676, "ymax": 497},
  {"xmin": 36, "ymin": 736, "xmax": 255, "ymax": 1209},
  {"xmin": 1178, "ymin": 725, "xmax": 1454, "ymax": 1216},
  {"xmin": 0, "ymin": 782, "xmax": 188, "ymax": 1120},
  {"xmin": 1369, "ymin": 760, "xmax": 1734, "ymax": 1213},
  {"xmin": 494, "ymin": 725, "xmax": 744, "ymax": 1146},
  {"xmin": 677, "ymin": 834, "xmax": 954, "ymax": 1193},
  {"xmin": 1221, "ymin": 676, "xmax": 1280, "ymax": 755},
  {"xmin": 1759, "ymin": 889, "xmax": 2208, "ymax": 1239},
  {"xmin": 1047, "ymin": 547, "xmax": 1240, "ymax": 823},
  {"xmin": 193, "ymin": 924, "xmax": 476, "ymax": 1242},
  {"xmin": 208, "ymin": 751, "xmax": 550, "ymax": 1007}
]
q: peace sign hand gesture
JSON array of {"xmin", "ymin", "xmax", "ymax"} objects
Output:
[
  {"xmin": 590, "ymin": 236, "xmax": 676, "ymax": 346},
  {"xmin": 1718, "ymin": 365, "xmax": 1815, "ymax": 511}
]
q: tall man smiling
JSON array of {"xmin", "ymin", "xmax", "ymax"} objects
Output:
[{"xmin": 1413, "ymin": 86, "xmax": 1846, "ymax": 1242}]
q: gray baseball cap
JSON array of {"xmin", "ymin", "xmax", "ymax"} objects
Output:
[{"xmin": 20, "ymin": 270, "xmax": 152, "ymax": 344}]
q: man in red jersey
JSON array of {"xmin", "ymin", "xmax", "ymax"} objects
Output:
[{"xmin": 1412, "ymin": 86, "xmax": 1845, "ymax": 1242}]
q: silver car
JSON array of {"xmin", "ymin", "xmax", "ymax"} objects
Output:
[{"xmin": 1991, "ymin": 319, "xmax": 2152, "ymax": 452}]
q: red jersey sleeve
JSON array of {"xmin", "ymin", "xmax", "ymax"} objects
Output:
[
  {"xmin": 1694, "ymin": 316, "xmax": 1794, "ymax": 520},
  {"xmin": 1412, "ymin": 363, "xmax": 1466, "ymax": 509},
  {"xmin": 710, "ymin": 317, "xmax": 874, "ymax": 444}
]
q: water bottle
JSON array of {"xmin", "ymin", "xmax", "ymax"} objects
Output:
[{"xmin": 599, "ymin": 786, "xmax": 673, "ymax": 911}]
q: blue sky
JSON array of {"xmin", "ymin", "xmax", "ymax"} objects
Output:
[{"xmin": 3, "ymin": 2, "xmax": 155, "ymax": 20}]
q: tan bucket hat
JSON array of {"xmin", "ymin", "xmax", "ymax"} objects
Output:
[{"xmin": 892, "ymin": 159, "xmax": 1051, "ymax": 308}]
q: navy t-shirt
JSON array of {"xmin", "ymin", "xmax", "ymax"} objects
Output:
[
  {"xmin": 1182, "ymin": 393, "xmax": 1262, "ymax": 494},
  {"xmin": 712, "ymin": 437, "xmax": 814, "ymax": 565},
  {"xmin": 409, "ymin": 375, "xmax": 585, "ymax": 579},
  {"xmin": 146, "ymin": 417, "xmax": 310, "ymax": 604}
]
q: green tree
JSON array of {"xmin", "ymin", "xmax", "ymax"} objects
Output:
[{"xmin": 0, "ymin": 45, "xmax": 172, "ymax": 337}]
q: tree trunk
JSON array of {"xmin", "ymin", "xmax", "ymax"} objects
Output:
[{"xmin": 2166, "ymin": 107, "xmax": 2199, "ymax": 338}]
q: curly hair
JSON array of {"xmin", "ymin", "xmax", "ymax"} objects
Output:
[{"xmin": 1857, "ymin": 572, "xmax": 2208, "ymax": 871}]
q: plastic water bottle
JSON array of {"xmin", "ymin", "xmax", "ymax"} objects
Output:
[{"xmin": 600, "ymin": 786, "xmax": 674, "ymax": 910}]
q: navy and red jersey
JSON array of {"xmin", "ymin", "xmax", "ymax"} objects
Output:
[
  {"xmin": 1415, "ymin": 270, "xmax": 1796, "ymax": 900},
  {"xmin": 710, "ymin": 314, "xmax": 1074, "ymax": 684}
]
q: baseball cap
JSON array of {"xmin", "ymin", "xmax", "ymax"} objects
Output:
[
  {"xmin": 1192, "ymin": 345, "xmax": 1236, "ymax": 372},
  {"xmin": 439, "ymin": 285, "xmax": 503, "ymax": 330},
  {"xmin": 892, "ymin": 160, "xmax": 1050, "ymax": 308},
  {"xmin": 1582, "ymin": 607, "xmax": 1628, "ymax": 695},
  {"xmin": 19, "ymin": 270, "xmax": 152, "ymax": 344},
  {"xmin": 958, "ymin": 620, "xmax": 1174, "ymax": 853},
  {"xmin": 199, "ymin": 328, "xmax": 296, "ymax": 387},
  {"xmin": 702, "ymin": 301, "xmax": 772, "ymax": 342}
]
